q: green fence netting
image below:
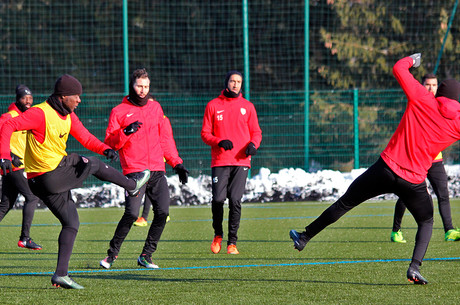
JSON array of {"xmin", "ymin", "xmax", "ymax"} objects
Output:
[{"xmin": 1, "ymin": 0, "xmax": 459, "ymax": 187}]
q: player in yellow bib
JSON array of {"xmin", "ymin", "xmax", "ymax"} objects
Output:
[
  {"xmin": 0, "ymin": 75, "xmax": 150, "ymax": 289},
  {"xmin": 0, "ymin": 85, "xmax": 42, "ymax": 250}
]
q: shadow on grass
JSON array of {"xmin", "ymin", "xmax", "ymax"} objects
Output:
[
  {"xmin": 71, "ymin": 272, "xmax": 407, "ymax": 286},
  {"xmin": 86, "ymin": 238, "xmax": 414, "ymax": 244}
]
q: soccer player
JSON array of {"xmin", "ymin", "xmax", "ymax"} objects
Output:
[
  {"xmin": 0, "ymin": 74, "xmax": 150, "ymax": 289},
  {"xmin": 0, "ymin": 85, "xmax": 42, "ymax": 250},
  {"xmin": 201, "ymin": 70, "xmax": 262, "ymax": 255},
  {"xmin": 289, "ymin": 54, "xmax": 460, "ymax": 284},
  {"xmin": 391, "ymin": 74, "xmax": 460, "ymax": 243},
  {"xmin": 100, "ymin": 68, "xmax": 188, "ymax": 269}
]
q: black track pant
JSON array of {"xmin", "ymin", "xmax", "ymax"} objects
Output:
[
  {"xmin": 140, "ymin": 195, "xmax": 152, "ymax": 219},
  {"xmin": 393, "ymin": 160, "xmax": 454, "ymax": 233},
  {"xmin": 28, "ymin": 153, "xmax": 135, "ymax": 276},
  {"xmin": 304, "ymin": 158, "xmax": 433, "ymax": 266},
  {"xmin": 108, "ymin": 171, "xmax": 170, "ymax": 258},
  {"xmin": 0, "ymin": 169, "xmax": 40, "ymax": 240},
  {"xmin": 211, "ymin": 166, "xmax": 248, "ymax": 245}
]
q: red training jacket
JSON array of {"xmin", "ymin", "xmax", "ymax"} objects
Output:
[
  {"xmin": 381, "ymin": 56, "xmax": 460, "ymax": 183},
  {"xmin": 201, "ymin": 91, "xmax": 262, "ymax": 167},
  {"xmin": 104, "ymin": 96, "xmax": 182, "ymax": 175}
]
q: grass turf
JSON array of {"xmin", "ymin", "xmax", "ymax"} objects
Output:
[{"xmin": 0, "ymin": 200, "xmax": 459, "ymax": 304}]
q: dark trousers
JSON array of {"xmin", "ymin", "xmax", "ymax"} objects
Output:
[
  {"xmin": 108, "ymin": 171, "xmax": 170, "ymax": 257},
  {"xmin": 211, "ymin": 166, "xmax": 248, "ymax": 245},
  {"xmin": 141, "ymin": 195, "xmax": 152, "ymax": 219},
  {"xmin": 29, "ymin": 153, "xmax": 134, "ymax": 276},
  {"xmin": 305, "ymin": 158, "xmax": 433, "ymax": 266},
  {"xmin": 393, "ymin": 161, "xmax": 453, "ymax": 233},
  {"xmin": 0, "ymin": 169, "xmax": 41, "ymax": 240}
]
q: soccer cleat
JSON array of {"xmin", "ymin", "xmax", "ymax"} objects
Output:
[
  {"xmin": 134, "ymin": 217, "xmax": 148, "ymax": 227},
  {"xmin": 211, "ymin": 235, "xmax": 223, "ymax": 254},
  {"xmin": 51, "ymin": 274, "xmax": 84, "ymax": 289},
  {"xmin": 166, "ymin": 215, "xmax": 170, "ymax": 223},
  {"xmin": 100, "ymin": 255, "xmax": 118, "ymax": 269},
  {"xmin": 391, "ymin": 230, "xmax": 407, "ymax": 243},
  {"xmin": 444, "ymin": 228, "xmax": 460, "ymax": 241},
  {"xmin": 289, "ymin": 230, "xmax": 308, "ymax": 251},
  {"xmin": 18, "ymin": 237, "xmax": 42, "ymax": 250},
  {"xmin": 407, "ymin": 267, "xmax": 428, "ymax": 285},
  {"xmin": 227, "ymin": 244, "xmax": 239, "ymax": 255},
  {"xmin": 137, "ymin": 254, "xmax": 159, "ymax": 268},
  {"xmin": 128, "ymin": 169, "xmax": 151, "ymax": 196}
]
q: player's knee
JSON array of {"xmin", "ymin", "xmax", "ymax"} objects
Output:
[
  {"xmin": 417, "ymin": 216, "xmax": 434, "ymax": 226},
  {"xmin": 127, "ymin": 212, "xmax": 138, "ymax": 222},
  {"xmin": 64, "ymin": 222, "xmax": 79, "ymax": 232},
  {"xmin": 155, "ymin": 207, "xmax": 169, "ymax": 219},
  {"xmin": 212, "ymin": 199, "xmax": 225, "ymax": 207},
  {"xmin": 228, "ymin": 196, "xmax": 242, "ymax": 205},
  {"xmin": 87, "ymin": 156, "xmax": 102, "ymax": 173}
]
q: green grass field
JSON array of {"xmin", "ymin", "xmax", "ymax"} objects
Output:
[{"xmin": 1, "ymin": 200, "xmax": 459, "ymax": 304}]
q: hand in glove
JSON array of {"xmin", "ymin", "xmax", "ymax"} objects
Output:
[
  {"xmin": 174, "ymin": 163, "xmax": 189, "ymax": 184},
  {"xmin": 245, "ymin": 142, "xmax": 257, "ymax": 156},
  {"xmin": 0, "ymin": 159, "xmax": 13, "ymax": 175},
  {"xmin": 123, "ymin": 121, "xmax": 143, "ymax": 136},
  {"xmin": 10, "ymin": 152, "xmax": 23, "ymax": 167},
  {"xmin": 103, "ymin": 149, "xmax": 119, "ymax": 162},
  {"xmin": 409, "ymin": 53, "xmax": 421, "ymax": 68},
  {"xmin": 218, "ymin": 140, "xmax": 233, "ymax": 151}
]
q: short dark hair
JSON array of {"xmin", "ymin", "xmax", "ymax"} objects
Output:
[
  {"xmin": 130, "ymin": 68, "xmax": 149, "ymax": 84},
  {"xmin": 421, "ymin": 73, "xmax": 437, "ymax": 85}
]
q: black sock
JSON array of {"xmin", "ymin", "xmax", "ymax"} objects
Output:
[{"xmin": 409, "ymin": 260, "xmax": 421, "ymax": 271}]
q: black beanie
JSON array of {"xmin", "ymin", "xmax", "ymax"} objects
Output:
[
  {"xmin": 53, "ymin": 74, "xmax": 82, "ymax": 96},
  {"xmin": 436, "ymin": 79, "xmax": 460, "ymax": 102},
  {"xmin": 15, "ymin": 84, "xmax": 32, "ymax": 101},
  {"xmin": 224, "ymin": 70, "xmax": 243, "ymax": 88}
]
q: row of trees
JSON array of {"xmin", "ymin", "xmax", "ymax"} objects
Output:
[{"xmin": 1, "ymin": 0, "xmax": 458, "ymax": 94}]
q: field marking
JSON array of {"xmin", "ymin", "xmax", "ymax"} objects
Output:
[
  {"xmin": 0, "ymin": 212, "xmax": 418, "ymax": 227},
  {"xmin": 1, "ymin": 257, "xmax": 459, "ymax": 277}
]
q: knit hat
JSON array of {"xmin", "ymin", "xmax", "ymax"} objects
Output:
[
  {"xmin": 224, "ymin": 70, "xmax": 243, "ymax": 88},
  {"xmin": 436, "ymin": 79, "xmax": 460, "ymax": 102},
  {"xmin": 15, "ymin": 84, "xmax": 32, "ymax": 101},
  {"xmin": 53, "ymin": 74, "xmax": 82, "ymax": 96}
]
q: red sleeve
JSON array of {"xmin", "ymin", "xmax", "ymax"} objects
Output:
[
  {"xmin": 160, "ymin": 115, "xmax": 182, "ymax": 168},
  {"xmin": 201, "ymin": 102, "xmax": 221, "ymax": 147},
  {"xmin": 104, "ymin": 108, "xmax": 130, "ymax": 151},
  {"xmin": 70, "ymin": 113, "xmax": 110, "ymax": 155},
  {"xmin": 247, "ymin": 103, "xmax": 262, "ymax": 148},
  {"xmin": 0, "ymin": 112, "xmax": 13, "ymax": 129},
  {"xmin": 392, "ymin": 56, "xmax": 430, "ymax": 105},
  {"xmin": 0, "ymin": 108, "xmax": 45, "ymax": 159}
]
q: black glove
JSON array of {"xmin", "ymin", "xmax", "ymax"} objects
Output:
[
  {"xmin": 174, "ymin": 163, "xmax": 189, "ymax": 184},
  {"xmin": 0, "ymin": 159, "xmax": 13, "ymax": 175},
  {"xmin": 409, "ymin": 53, "xmax": 421, "ymax": 68},
  {"xmin": 245, "ymin": 142, "xmax": 257, "ymax": 156},
  {"xmin": 218, "ymin": 140, "xmax": 233, "ymax": 151},
  {"xmin": 123, "ymin": 121, "xmax": 143, "ymax": 136},
  {"xmin": 10, "ymin": 152, "xmax": 23, "ymax": 167},
  {"xmin": 103, "ymin": 149, "xmax": 119, "ymax": 162}
]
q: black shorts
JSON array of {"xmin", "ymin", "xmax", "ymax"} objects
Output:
[{"xmin": 28, "ymin": 153, "xmax": 95, "ymax": 196}]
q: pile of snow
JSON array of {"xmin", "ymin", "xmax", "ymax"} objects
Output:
[
  {"xmin": 12, "ymin": 165, "xmax": 460, "ymax": 208},
  {"xmin": 72, "ymin": 165, "xmax": 460, "ymax": 208}
]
